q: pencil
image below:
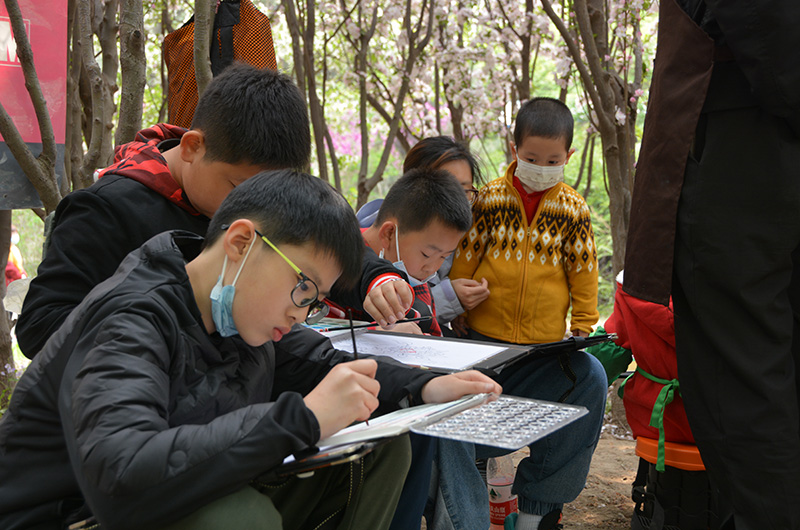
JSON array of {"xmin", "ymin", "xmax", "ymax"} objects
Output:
[
  {"xmin": 347, "ymin": 309, "xmax": 368, "ymax": 425},
  {"xmin": 320, "ymin": 315, "xmax": 432, "ymax": 332}
]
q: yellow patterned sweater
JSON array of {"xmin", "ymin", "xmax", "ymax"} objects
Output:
[{"xmin": 450, "ymin": 161, "xmax": 599, "ymax": 344}]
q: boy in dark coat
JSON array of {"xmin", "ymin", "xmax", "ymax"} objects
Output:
[{"xmin": 0, "ymin": 171, "xmax": 501, "ymax": 530}]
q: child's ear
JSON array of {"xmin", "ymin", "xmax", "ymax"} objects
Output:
[
  {"xmin": 179, "ymin": 130, "xmax": 206, "ymax": 163},
  {"xmin": 509, "ymin": 140, "xmax": 517, "ymax": 158},
  {"xmin": 377, "ymin": 221, "xmax": 397, "ymax": 252},
  {"xmin": 222, "ymin": 219, "xmax": 256, "ymax": 262},
  {"xmin": 565, "ymin": 147, "xmax": 576, "ymax": 164}
]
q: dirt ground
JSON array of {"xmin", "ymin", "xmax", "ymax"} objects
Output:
[{"xmin": 557, "ymin": 430, "xmax": 637, "ymax": 529}]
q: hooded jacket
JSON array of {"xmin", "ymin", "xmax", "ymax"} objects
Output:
[
  {"xmin": 16, "ymin": 125, "xmax": 209, "ymax": 357},
  {"xmin": 0, "ymin": 231, "xmax": 436, "ymax": 530}
]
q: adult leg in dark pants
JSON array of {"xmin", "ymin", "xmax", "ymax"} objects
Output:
[{"xmin": 673, "ymin": 102, "xmax": 800, "ymax": 529}]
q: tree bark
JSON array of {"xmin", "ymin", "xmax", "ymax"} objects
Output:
[
  {"xmin": 193, "ymin": 0, "xmax": 214, "ymax": 97},
  {"xmin": 76, "ymin": 0, "xmax": 108, "ymax": 188},
  {"xmin": 116, "ymin": 0, "xmax": 146, "ymax": 145},
  {"xmin": 97, "ymin": 0, "xmax": 120, "ymax": 167}
]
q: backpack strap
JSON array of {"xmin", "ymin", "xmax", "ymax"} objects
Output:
[{"xmin": 211, "ymin": 0, "xmax": 240, "ymax": 75}]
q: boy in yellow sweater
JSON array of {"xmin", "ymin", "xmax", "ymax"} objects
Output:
[
  {"xmin": 451, "ymin": 97, "xmax": 598, "ymax": 343},
  {"xmin": 433, "ymin": 98, "xmax": 605, "ymax": 530}
]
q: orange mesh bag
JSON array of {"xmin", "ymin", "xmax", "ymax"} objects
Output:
[{"xmin": 163, "ymin": 0, "xmax": 277, "ymax": 128}]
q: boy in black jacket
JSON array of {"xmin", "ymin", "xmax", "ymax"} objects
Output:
[
  {"xmin": 16, "ymin": 63, "xmax": 309, "ymax": 358},
  {"xmin": 0, "ymin": 171, "xmax": 501, "ymax": 530}
]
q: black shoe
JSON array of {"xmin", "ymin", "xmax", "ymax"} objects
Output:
[{"xmin": 538, "ymin": 510, "xmax": 563, "ymax": 530}]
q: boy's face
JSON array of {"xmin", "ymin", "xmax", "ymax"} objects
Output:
[
  {"xmin": 385, "ymin": 219, "xmax": 465, "ymax": 282},
  {"xmin": 183, "ymin": 157, "xmax": 265, "ymax": 219},
  {"xmin": 178, "ymin": 131, "xmax": 265, "ymax": 218},
  {"xmin": 514, "ymin": 135, "xmax": 574, "ymax": 167},
  {"xmin": 231, "ymin": 237, "xmax": 341, "ymax": 346}
]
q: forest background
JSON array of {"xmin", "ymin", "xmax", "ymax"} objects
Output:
[{"xmin": 1, "ymin": 0, "xmax": 658, "ymax": 407}]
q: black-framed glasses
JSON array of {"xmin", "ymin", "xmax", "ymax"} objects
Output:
[
  {"xmin": 465, "ymin": 187, "xmax": 479, "ymax": 204},
  {"xmin": 253, "ymin": 229, "xmax": 330, "ymax": 324}
]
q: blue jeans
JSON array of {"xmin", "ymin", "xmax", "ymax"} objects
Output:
[{"xmin": 426, "ymin": 340, "xmax": 607, "ymax": 529}]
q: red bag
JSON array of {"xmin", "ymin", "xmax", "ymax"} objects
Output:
[{"xmin": 163, "ymin": 0, "xmax": 278, "ymax": 128}]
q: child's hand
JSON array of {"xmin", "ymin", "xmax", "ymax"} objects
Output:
[
  {"xmin": 363, "ymin": 280, "xmax": 414, "ymax": 328},
  {"xmin": 571, "ymin": 329, "xmax": 590, "ymax": 338},
  {"xmin": 450, "ymin": 314, "xmax": 469, "ymax": 337},
  {"xmin": 304, "ymin": 359, "xmax": 381, "ymax": 439},
  {"xmin": 452, "ymin": 278, "xmax": 490, "ymax": 310},
  {"xmin": 420, "ymin": 371, "xmax": 502, "ymax": 404}
]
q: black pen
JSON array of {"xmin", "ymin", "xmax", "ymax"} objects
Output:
[
  {"xmin": 322, "ymin": 315, "xmax": 432, "ymax": 332},
  {"xmin": 347, "ymin": 309, "xmax": 368, "ymax": 425}
]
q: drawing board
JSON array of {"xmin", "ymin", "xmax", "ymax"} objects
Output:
[{"xmin": 328, "ymin": 330, "xmax": 531, "ymax": 373}]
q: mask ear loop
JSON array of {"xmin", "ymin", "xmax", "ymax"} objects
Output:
[
  {"xmin": 394, "ymin": 224, "xmax": 401, "ymax": 262},
  {"xmin": 229, "ymin": 234, "xmax": 258, "ymax": 288}
]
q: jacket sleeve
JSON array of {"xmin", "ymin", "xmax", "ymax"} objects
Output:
[
  {"xmin": 564, "ymin": 196, "xmax": 599, "ymax": 334},
  {"xmin": 329, "ymin": 245, "xmax": 408, "ymax": 312},
  {"xmin": 705, "ymin": 0, "xmax": 800, "ymax": 134},
  {"xmin": 17, "ymin": 189, "xmax": 139, "ymax": 357},
  {"xmin": 61, "ymin": 311, "xmax": 320, "ymax": 530},
  {"xmin": 430, "ymin": 278, "xmax": 465, "ymax": 324},
  {"xmin": 450, "ymin": 192, "xmax": 488, "ymax": 283},
  {"xmin": 272, "ymin": 325, "xmax": 437, "ymax": 409}
]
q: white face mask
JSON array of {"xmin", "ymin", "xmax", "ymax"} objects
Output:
[
  {"xmin": 514, "ymin": 156, "xmax": 564, "ymax": 193},
  {"xmin": 379, "ymin": 225, "xmax": 437, "ymax": 287},
  {"xmin": 10, "ymin": 233, "xmax": 20, "ymax": 246}
]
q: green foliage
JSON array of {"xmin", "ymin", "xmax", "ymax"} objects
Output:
[{"xmin": 11, "ymin": 210, "xmax": 45, "ymax": 278}]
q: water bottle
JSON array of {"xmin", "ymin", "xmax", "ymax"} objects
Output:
[{"xmin": 487, "ymin": 455, "xmax": 518, "ymax": 529}]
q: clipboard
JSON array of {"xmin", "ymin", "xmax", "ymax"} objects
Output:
[
  {"xmin": 328, "ymin": 330, "xmax": 530, "ymax": 375},
  {"xmin": 272, "ymin": 440, "xmax": 384, "ymax": 478},
  {"xmin": 318, "ymin": 393, "xmax": 588, "ymax": 451},
  {"xmin": 327, "ymin": 330, "xmax": 615, "ymax": 375}
]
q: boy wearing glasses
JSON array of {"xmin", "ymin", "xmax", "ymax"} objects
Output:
[{"xmin": 0, "ymin": 171, "xmax": 501, "ymax": 530}]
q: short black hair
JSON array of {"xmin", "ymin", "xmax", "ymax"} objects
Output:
[
  {"xmin": 376, "ymin": 168, "xmax": 472, "ymax": 234},
  {"xmin": 513, "ymin": 97, "xmax": 574, "ymax": 150},
  {"xmin": 403, "ymin": 136, "xmax": 485, "ymax": 186},
  {"xmin": 191, "ymin": 63, "xmax": 311, "ymax": 170},
  {"xmin": 206, "ymin": 170, "xmax": 363, "ymax": 288}
]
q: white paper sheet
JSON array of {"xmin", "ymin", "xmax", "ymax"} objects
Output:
[{"xmin": 329, "ymin": 332, "xmax": 506, "ymax": 370}]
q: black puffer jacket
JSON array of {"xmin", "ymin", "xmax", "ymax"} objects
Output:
[{"xmin": 0, "ymin": 231, "xmax": 435, "ymax": 530}]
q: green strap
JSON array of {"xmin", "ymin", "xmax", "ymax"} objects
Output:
[{"xmin": 618, "ymin": 367, "xmax": 681, "ymax": 473}]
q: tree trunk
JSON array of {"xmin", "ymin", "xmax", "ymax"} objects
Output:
[
  {"xmin": 193, "ymin": 0, "xmax": 214, "ymax": 97},
  {"xmin": 116, "ymin": 0, "xmax": 146, "ymax": 145},
  {"xmin": 76, "ymin": 0, "xmax": 108, "ymax": 188},
  {"xmin": 97, "ymin": 0, "xmax": 120, "ymax": 167}
]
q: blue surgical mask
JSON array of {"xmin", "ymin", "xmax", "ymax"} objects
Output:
[
  {"xmin": 382, "ymin": 224, "xmax": 437, "ymax": 287},
  {"xmin": 210, "ymin": 237, "xmax": 257, "ymax": 337}
]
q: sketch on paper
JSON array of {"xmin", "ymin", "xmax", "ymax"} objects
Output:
[{"xmin": 329, "ymin": 332, "xmax": 505, "ymax": 370}]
